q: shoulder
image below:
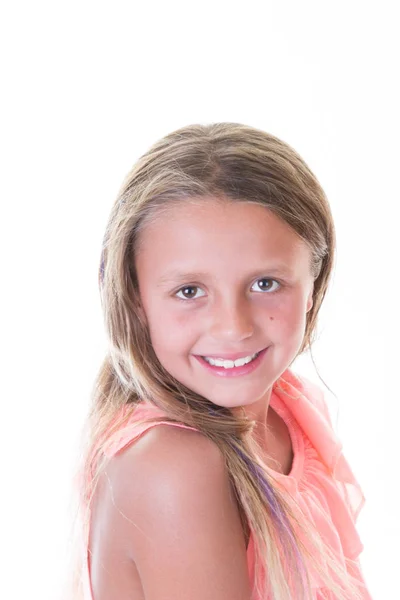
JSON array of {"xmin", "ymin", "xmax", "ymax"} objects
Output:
[
  {"xmin": 111, "ymin": 421, "xmax": 224, "ymax": 480},
  {"xmin": 107, "ymin": 424, "xmax": 234, "ymax": 537},
  {"xmin": 92, "ymin": 423, "xmax": 252, "ymax": 599}
]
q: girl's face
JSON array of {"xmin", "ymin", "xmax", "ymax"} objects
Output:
[{"xmin": 135, "ymin": 198, "xmax": 314, "ymax": 412}]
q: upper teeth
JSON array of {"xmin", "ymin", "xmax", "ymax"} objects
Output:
[{"xmin": 203, "ymin": 352, "xmax": 259, "ymax": 368}]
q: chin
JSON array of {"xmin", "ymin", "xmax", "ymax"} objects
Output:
[{"xmin": 204, "ymin": 385, "xmax": 269, "ymax": 408}]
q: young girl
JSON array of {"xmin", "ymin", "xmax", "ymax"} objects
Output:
[{"xmin": 71, "ymin": 123, "xmax": 373, "ymax": 600}]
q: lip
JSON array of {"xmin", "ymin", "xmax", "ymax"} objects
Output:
[{"xmin": 193, "ymin": 347, "xmax": 269, "ymax": 378}]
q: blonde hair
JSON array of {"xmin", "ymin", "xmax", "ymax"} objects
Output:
[{"xmin": 67, "ymin": 123, "xmax": 365, "ymax": 599}]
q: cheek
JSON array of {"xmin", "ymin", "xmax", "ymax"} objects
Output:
[
  {"xmin": 146, "ymin": 302, "xmax": 199, "ymax": 356},
  {"xmin": 264, "ymin": 295, "xmax": 308, "ymax": 337}
]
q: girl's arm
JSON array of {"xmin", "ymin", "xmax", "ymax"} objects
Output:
[{"xmin": 90, "ymin": 425, "xmax": 252, "ymax": 600}]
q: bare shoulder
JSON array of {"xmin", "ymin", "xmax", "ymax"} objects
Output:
[{"xmin": 92, "ymin": 424, "xmax": 252, "ymax": 600}]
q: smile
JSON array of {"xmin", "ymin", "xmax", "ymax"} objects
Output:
[
  {"xmin": 202, "ymin": 351, "xmax": 260, "ymax": 369},
  {"xmin": 194, "ymin": 347, "xmax": 268, "ymax": 378}
]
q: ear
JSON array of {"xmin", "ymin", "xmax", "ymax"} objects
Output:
[{"xmin": 306, "ymin": 287, "xmax": 314, "ymax": 313}]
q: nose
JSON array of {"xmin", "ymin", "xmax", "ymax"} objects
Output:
[{"xmin": 208, "ymin": 296, "xmax": 254, "ymax": 343}]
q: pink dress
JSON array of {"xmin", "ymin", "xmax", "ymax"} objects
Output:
[{"xmin": 82, "ymin": 369, "xmax": 373, "ymax": 599}]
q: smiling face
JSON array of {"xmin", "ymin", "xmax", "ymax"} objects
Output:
[{"xmin": 135, "ymin": 197, "xmax": 314, "ymax": 418}]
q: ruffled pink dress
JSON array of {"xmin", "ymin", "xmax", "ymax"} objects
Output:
[{"xmin": 82, "ymin": 369, "xmax": 373, "ymax": 599}]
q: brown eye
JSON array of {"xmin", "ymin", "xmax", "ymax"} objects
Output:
[
  {"xmin": 251, "ymin": 278, "xmax": 280, "ymax": 293},
  {"xmin": 175, "ymin": 286, "xmax": 206, "ymax": 300}
]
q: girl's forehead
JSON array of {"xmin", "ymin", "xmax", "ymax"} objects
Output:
[
  {"xmin": 135, "ymin": 198, "xmax": 312, "ymax": 278},
  {"xmin": 137, "ymin": 198, "xmax": 306, "ymax": 252}
]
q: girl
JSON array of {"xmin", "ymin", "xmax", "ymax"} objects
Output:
[{"xmin": 70, "ymin": 123, "xmax": 373, "ymax": 600}]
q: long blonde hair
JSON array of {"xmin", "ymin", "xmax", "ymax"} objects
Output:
[{"xmin": 67, "ymin": 123, "xmax": 364, "ymax": 600}]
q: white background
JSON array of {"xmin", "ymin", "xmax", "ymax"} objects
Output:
[{"xmin": 1, "ymin": 2, "xmax": 398, "ymax": 599}]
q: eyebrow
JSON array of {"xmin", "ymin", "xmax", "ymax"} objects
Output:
[{"xmin": 157, "ymin": 266, "xmax": 295, "ymax": 287}]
